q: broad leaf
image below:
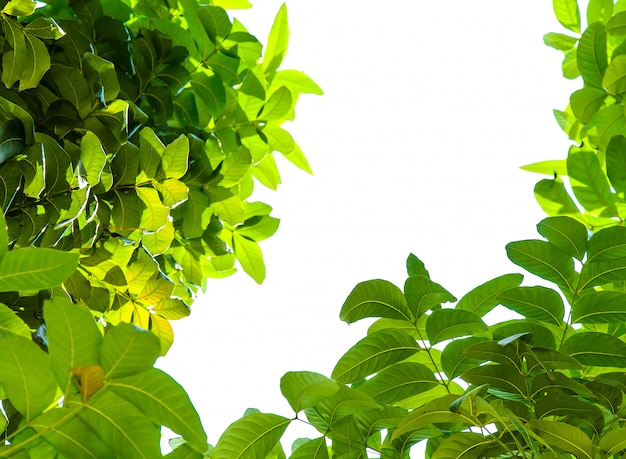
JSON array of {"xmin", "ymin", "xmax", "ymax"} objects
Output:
[
  {"xmin": 279, "ymin": 371, "xmax": 338, "ymax": 413},
  {"xmin": 607, "ymin": 135, "xmax": 626, "ymax": 194},
  {"xmin": 571, "ymin": 291, "xmax": 626, "ymax": 323},
  {"xmin": 425, "ymin": 309, "xmax": 488, "ymax": 345},
  {"xmin": 562, "ymin": 332, "xmax": 626, "ymax": 366},
  {"xmin": 577, "ymin": 22, "xmax": 607, "ymax": 88},
  {"xmin": 587, "ymin": 226, "xmax": 626, "ymax": 262},
  {"xmin": 0, "ymin": 248, "xmax": 78, "ymax": 291},
  {"xmin": 290, "ymin": 437, "xmax": 328, "ymax": 459},
  {"xmin": 506, "ymin": 240, "xmax": 576, "ymax": 292},
  {"xmin": 109, "ymin": 368, "xmax": 208, "ymax": 453},
  {"xmin": 570, "ymin": 87, "xmax": 607, "ymax": 123},
  {"xmin": 536, "ymin": 216, "xmax": 588, "ymax": 260},
  {"xmin": 553, "ymin": 0, "xmax": 581, "ymax": 32},
  {"xmin": 331, "ymin": 329, "xmax": 420, "ymax": 384},
  {"xmin": 0, "ymin": 334, "xmax": 57, "ymax": 421},
  {"xmin": 430, "ymin": 432, "xmax": 489, "ymax": 459},
  {"xmin": 356, "ymin": 362, "xmax": 438, "ymax": 404},
  {"xmin": 0, "ymin": 303, "xmax": 29, "ymax": 339},
  {"xmin": 100, "ymin": 323, "xmax": 161, "ymax": 378},
  {"xmin": 567, "ymin": 146, "xmax": 617, "ymax": 217},
  {"xmin": 455, "ymin": 273, "xmax": 523, "ymax": 316},
  {"xmin": 232, "ymin": 231, "xmax": 265, "ymax": 284},
  {"xmin": 263, "ymin": 4, "xmax": 289, "ymax": 75},
  {"xmin": 526, "ymin": 420, "xmax": 594, "ymax": 459},
  {"xmin": 497, "ymin": 286, "xmax": 565, "ymax": 325},
  {"xmin": 340, "ymin": 279, "xmax": 413, "ymax": 323},
  {"xmin": 404, "ymin": 275, "xmax": 456, "ymax": 318},
  {"xmin": 214, "ymin": 413, "xmax": 291, "ymax": 459},
  {"xmin": 44, "ymin": 296, "xmax": 102, "ymax": 395},
  {"xmin": 462, "ymin": 364, "xmax": 527, "ymax": 396}
]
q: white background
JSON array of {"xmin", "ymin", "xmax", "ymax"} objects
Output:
[{"xmin": 160, "ymin": 1, "xmax": 580, "ymax": 453}]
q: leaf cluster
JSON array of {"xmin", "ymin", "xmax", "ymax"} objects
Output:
[{"xmin": 0, "ymin": 0, "xmax": 320, "ymax": 455}]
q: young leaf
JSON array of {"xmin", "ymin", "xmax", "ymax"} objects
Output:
[
  {"xmin": 455, "ymin": 273, "xmax": 523, "ymax": 316},
  {"xmin": 232, "ymin": 231, "xmax": 265, "ymax": 284},
  {"xmin": 331, "ymin": 329, "xmax": 420, "ymax": 384},
  {"xmin": 279, "ymin": 371, "xmax": 338, "ymax": 413},
  {"xmin": 462, "ymin": 364, "xmax": 527, "ymax": 397},
  {"xmin": 213, "ymin": 413, "xmax": 291, "ymax": 459},
  {"xmin": 0, "ymin": 247, "xmax": 79, "ymax": 291},
  {"xmin": 505, "ymin": 240, "xmax": 576, "ymax": 292},
  {"xmin": 263, "ymin": 4, "xmax": 289, "ymax": 76},
  {"xmin": 425, "ymin": 309, "xmax": 488, "ymax": 345},
  {"xmin": 534, "ymin": 178, "xmax": 584, "ymax": 221},
  {"xmin": 553, "ymin": 0, "xmax": 581, "ymax": 33},
  {"xmin": 340, "ymin": 279, "xmax": 413, "ymax": 323}
]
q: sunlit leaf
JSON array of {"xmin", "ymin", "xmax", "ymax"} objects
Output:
[
  {"xmin": 498, "ymin": 286, "xmax": 565, "ymax": 325},
  {"xmin": 404, "ymin": 275, "xmax": 456, "ymax": 318},
  {"xmin": 577, "ymin": 22, "xmax": 607, "ymax": 88},
  {"xmin": 0, "ymin": 248, "xmax": 78, "ymax": 291},
  {"xmin": 340, "ymin": 279, "xmax": 413, "ymax": 323},
  {"xmin": 263, "ymin": 4, "xmax": 289, "ymax": 75},
  {"xmin": 537, "ymin": 216, "xmax": 588, "ymax": 260},
  {"xmin": 100, "ymin": 323, "xmax": 161, "ymax": 378},
  {"xmin": 455, "ymin": 273, "xmax": 522, "ymax": 316},
  {"xmin": 279, "ymin": 371, "xmax": 338, "ymax": 413},
  {"xmin": 214, "ymin": 413, "xmax": 291, "ymax": 459},
  {"xmin": 571, "ymin": 291, "xmax": 626, "ymax": 323},
  {"xmin": 553, "ymin": 0, "xmax": 580, "ymax": 32},
  {"xmin": 425, "ymin": 309, "xmax": 488, "ymax": 345},
  {"xmin": 331, "ymin": 329, "xmax": 420, "ymax": 384}
]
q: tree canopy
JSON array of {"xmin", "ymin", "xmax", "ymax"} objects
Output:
[{"xmin": 0, "ymin": 0, "xmax": 320, "ymax": 456}]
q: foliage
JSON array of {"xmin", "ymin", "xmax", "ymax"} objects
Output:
[
  {"xmin": 213, "ymin": 0, "xmax": 626, "ymax": 458},
  {"xmin": 0, "ymin": 0, "xmax": 320, "ymax": 455}
]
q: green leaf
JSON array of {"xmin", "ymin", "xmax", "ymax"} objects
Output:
[
  {"xmin": 263, "ymin": 4, "xmax": 289, "ymax": 76},
  {"xmin": 492, "ymin": 320, "xmax": 557, "ymax": 349},
  {"xmin": 506, "ymin": 240, "xmax": 576, "ymax": 292},
  {"xmin": 83, "ymin": 52, "xmax": 120, "ymax": 103},
  {"xmin": 69, "ymin": 391, "xmax": 161, "ymax": 458},
  {"xmin": 0, "ymin": 303, "xmax": 29, "ymax": 339},
  {"xmin": 290, "ymin": 437, "xmax": 328, "ymax": 459},
  {"xmin": 534, "ymin": 178, "xmax": 583, "ymax": 221},
  {"xmin": 587, "ymin": 0, "xmax": 613, "ymax": 24},
  {"xmin": 570, "ymin": 87, "xmax": 607, "ymax": 123},
  {"xmin": 80, "ymin": 131, "xmax": 107, "ymax": 188},
  {"xmin": 528, "ymin": 347, "xmax": 583, "ymax": 370},
  {"xmin": 233, "ymin": 231, "xmax": 265, "ymax": 283},
  {"xmin": 587, "ymin": 226, "xmax": 626, "ymax": 262},
  {"xmin": 260, "ymin": 86, "xmax": 292, "ymax": 121},
  {"xmin": 109, "ymin": 368, "xmax": 208, "ymax": 453},
  {"xmin": 567, "ymin": 146, "xmax": 617, "ymax": 217},
  {"xmin": 357, "ymin": 362, "xmax": 438, "ymax": 404},
  {"xmin": 20, "ymin": 33, "xmax": 50, "ymax": 91},
  {"xmin": 46, "ymin": 64, "xmax": 91, "ymax": 118},
  {"xmin": 430, "ymin": 432, "xmax": 489, "ymax": 459},
  {"xmin": 578, "ymin": 256, "xmax": 626, "ymax": 289},
  {"xmin": 607, "ymin": 135, "xmax": 626, "ymax": 194},
  {"xmin": 100, "ymin": 323, "xmax": 161, "ymax": 378},
  {"xmin": 526, "ymin": 420, "xmax": 594, "ymax": 459},
  {"xmin": 497, "ymin": 286, "xmax": 565, "ymax": 325},
  {"xmin": 543, "ymin": 32, "xmax": 578, "ymax": 50},
  {"xmin": 571, "ymin": 291, "xmax": 626, "ymax": 323},
  {"xmin": 206, "ymin": 186, "xmax": 245, "ymax": 225},
  {"xmin": 191, "ymin": 71, "xmax": 225, "ymax": 118},
  {"xmin": 44, "ymin": 296, "xmax": 102, "ymax": 395},
  {"xmin": 536, "ymin": 216, "xmax": 588, "ymax": 261},
  {"xmin": 577, "ymin": 22, "xmax": 607, "ymax": 88},
  {"xmin": 553, "ymin": 107, "xmax": 581, "ymax": 140},
  {"xmin": 462, "ymin": 364, "xmax": 527, "ymax": 396},
  {"xmin": 212, "ymin": 0, "xmax": 251, "ymax": 8},
  {"xmin": 0, "ymin": 247, "xmax": 78, "ymax": 291},
  {"xmin": 456, "ymin": 273, "xmax": 523, "ymax": 316},
  {"xmin": 25, "ymin": 17, "xmax": 65, "ymax": 40},
  {"xmin": 562, "ymin": 332, "xmax": 626, "ymax": 366},
  {"xmin": 237, "ymin": 215, "xmax": 279, "ymax": 241},
  {"xmin": 279, "ymin": 371, "xmax": 338, "ymax": 413},
  {"xmin": 214, "ymin": 413, "xmax": 291, "ymax": 459},
  {"xmin": 1, "ymin": 17, "xmax": 25, "ymax": 89},
  {"xmin": 535, "ymin": 393, "xmax": 602, "ymax": 421},
  {"xmin": 587, "ymin": 104, "xmax": 626, "ymax": 151},
  {"xmin": 0, "ymin": 334, "xmax": 57, "ymax": 421},
  {"xmin": 218, "ymin": 147, "xmax": 252, "ymax": 187},
  {"xmin": 425, "ymin": 309, "xmax": 488, "ymax": 345},
  {"xmin": 111, "ymin": 190, "xmax": 141, "ymax": 236},
  {"xmin": 404, "ymin": 275, "xmax": 456, "ymax": 318},
  {"xmin": 136, "ymin": 186, "xmax": 169, "ymax": 232},
  {"xmin": 603, "ymin": 55, "xmax": 626, "ymax": 94},
  {"xmin": 3, "ymin": 0, "xmax": 36, "ymax": 16},
  {"xmin": 607, "ymin": 11, "xmax": 626, "ymax": 34},
  {"xmin": 462, "ymin": 339, "xmax": 525, "ymax": 370},
  {"xmin": 331, "ymin": 328, "xmax": 420, "ymax": 384},
  {"xmin": 340, "ymin": 279, "xmax": 413, "ymax": 324},
  {"xmin": 599, "ymin": 427, "xmax": 626, "ymax": 456},
  {"xmin": 553, "ymin": 0, "xmax": 581, "ymax": 32},
  {"xmin": 441, "ymin": 337, "xmax": 489, "ymax": 379},
  {"xmin": 272, "ymin": 70, "xmax": 323, "ymax": 95},
  {"xmin": 406, "ymin": 253, "xmax": 430, "ymax": 278}
]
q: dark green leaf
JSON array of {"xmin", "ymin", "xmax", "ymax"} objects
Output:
[
  {"xmin": 607, "ymin": 135, "xmax": 626, "ymax": 194},
  {"xmin": 526, "ymin": 420, "xmax": 594, "ymax": 459},
  {"xmin": 579, "ymin": 256, "xmax": 626, "ymax": 289},
  {"xmin": 587, "ymin": 225, "xmax": 626, "ymax": 262},
  {"xmin": 608, "ymin": 11, "xmax": 626, "ymax": 35},
  {"xmin": 357, "ymin": 362, "xmax": 438, "ymax": 404},
  {"xmin": 571, "ymin": 291, "xmax": 626, "ymax": 323},
  {"xmin": 455, "ymin": 273, "xmax": 522, "ymax": 316},
  {"xmin": 497, "ymin": 286, "xmax": 565, "ymax": 325},
  {"xmin": 506, "ymin": 240, "xmax": 576, "ymax": 292},
  {"xmin": 562, "ymin": 332, "xmax": 626, "ymax": 366},
  {"xmin": 441, "ymin": 336, "xmax": 489, "ymax": 379},
  {"xmin": 462, "ymin": 364, "xmax": 527, "ymax": 396},
  {"xmin": 425, "ymin": 309, "xmax": 488, "ymax": 345}
]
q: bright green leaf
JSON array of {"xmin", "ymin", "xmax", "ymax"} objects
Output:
[
  {"xmin": 279, "ymin": 371, "xmax": 338, "ymax": 413},
  {"xmin": 456, "ymin": 273, "xmax": 523, "ymax": 316},
  {"xmin": 214, "ymin": 413, "xmax": 290, "ymax": 459},
  {"xmin": 340, "ymin": 279, "xmax": 413, "ymax": 324}
]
